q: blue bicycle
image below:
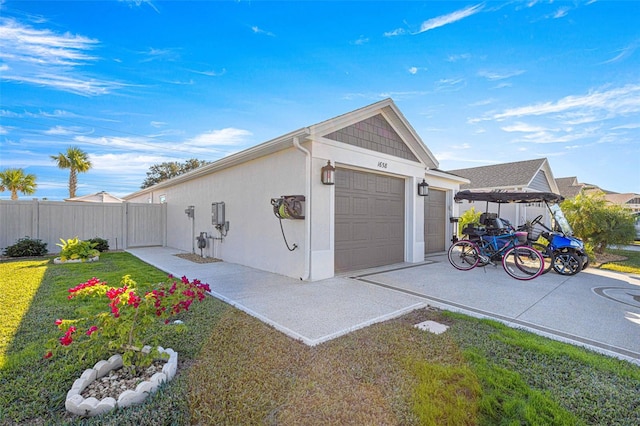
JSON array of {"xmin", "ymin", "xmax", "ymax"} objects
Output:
[{"xmin": 447, "ymin": 225, "xmax": 545, "ymax": 280}]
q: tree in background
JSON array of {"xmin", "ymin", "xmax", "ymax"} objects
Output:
[
  {"xmin": 141, "ymin": 159, "xmax": 210, "ymax": 189},
  {"xmin": 0, "ymin": 168, "xmax": 37, "ymax": 200},
  {"xmin": 561, "ymin": 191, "xmax": 636, "ymax": 254},
  {"xmin": 50, "ymin": 146, "xmax": 92, "ymax": 198}
]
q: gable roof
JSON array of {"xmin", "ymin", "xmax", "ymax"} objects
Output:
[
  {"xmin": 309, "ymin": 98, "xmax": 439, "ymax": 169},
  {"xmin": 125, "ymin": 99, "xmax": 438, "ymax": 199},
  {"xmin": 65, "ymin": 191, "xmax": 124, "ymax": 203},
  {"xmin": 555, "ymin": 177, "xmax": 585, "ymax": 199},
  {"xmin": 448, "ymin": 158, "xmax": 558, "ymax": 192}
]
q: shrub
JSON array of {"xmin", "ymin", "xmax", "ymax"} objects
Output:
[
  {"xmin": 2, "ymin": 236, "xmax": 48, "ymax": 257},
  {"xmin": 56, "ymin": 237, "xmax": 99, "ymax": 261},
  {"xmin": 88, "ymin": 237, "xmax": 109, "ymax": 252}
]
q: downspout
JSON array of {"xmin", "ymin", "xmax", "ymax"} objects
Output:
[{"xmin": 293, "ymin": 134, "xmax": 311, "ymax": 281}]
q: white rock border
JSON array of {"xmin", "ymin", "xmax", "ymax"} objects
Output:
[
  {"xmin": 65, "ymin": 346, "xmax": 178, "ymax": 417},
  {"xmin": 54, "ymin": 256, "xmax": 99, "ymax": 264}
]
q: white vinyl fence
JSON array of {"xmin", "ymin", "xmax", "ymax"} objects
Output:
[{"xmin": 0, "ymin": 200, "xmax": 166, "ymax": 254}]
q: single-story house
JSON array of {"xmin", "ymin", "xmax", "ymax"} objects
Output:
[
  {"xmin": 65, "ymin": 191, "xmax": 125, "ymax": 203},
  {"xmin": 447, "ymin": 158, "xmax": 560, "ymax": 229},
  {"xmin": 556, "ymin": 177, "xmax": 640, "ymax": 213},
  {"xmin": 125, "ymin": 99, "xmax": 468, "ymax": 280}
]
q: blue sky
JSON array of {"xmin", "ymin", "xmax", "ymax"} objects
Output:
[{"xmin": 1, "ymin": 0, "xmax": 639, "ymax": 200}]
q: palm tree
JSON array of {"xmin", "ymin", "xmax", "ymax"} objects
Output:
[
  {"xmin": 50, "ymin": 146, "xmax": 92, "ymax": 198},
  {"xmin": 0, "ymin": 168, "xmax": 37, "ymax": 200}
]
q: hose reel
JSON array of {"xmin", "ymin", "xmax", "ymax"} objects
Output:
[
  {"xmin": 270, "ymin": 195, "xmax": 305, "ymax": 251},
  {"xmin": 271, "ymin": 195, "xmax": 305, "ymax": 220}
]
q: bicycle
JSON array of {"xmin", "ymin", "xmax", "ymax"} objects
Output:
[{"xmin": 447, "ymin": 226, "xmax": 545, "ymax": 280}]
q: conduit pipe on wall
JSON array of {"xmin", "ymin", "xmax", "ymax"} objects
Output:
[{"xmin": 293, "ymin": 134, "xmax": 311, "ymax": 281}]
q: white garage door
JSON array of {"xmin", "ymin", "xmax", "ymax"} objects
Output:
[{"xmin": 335, "ymin": 168, "xmax": 405, "ymax": 273}]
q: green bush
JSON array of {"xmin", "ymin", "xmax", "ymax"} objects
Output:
[
  {"xmin": 56, "ymin": 237, "xmax": 99, "ymax": 261},
  {"xmin": 459, "ymin": 207, "xmax": 482, "ymax": 236},
  {"xmin": 88, "ymin": 237, "xmax": 109, "ymax": 252},
  {"xmin": 2, "ymin": 236, "xmax": 48, "ymax": 257}
]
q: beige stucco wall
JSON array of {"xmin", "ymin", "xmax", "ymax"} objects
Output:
[{"xmin": 127, "ymin": 138, "xmax": 465, "ymax": 280}]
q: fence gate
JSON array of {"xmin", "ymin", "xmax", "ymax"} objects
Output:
[{"xmin": 126, "ymin": 203, "xmax": 166, "ymax": 248}]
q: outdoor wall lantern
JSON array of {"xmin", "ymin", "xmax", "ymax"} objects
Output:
[
  {"xmin": 321, "ymin": 160, "xmax": 336, "ymax": 185},
  {"xmin": 417, "ymin": 179, "xmax": 429, "ymax": 196}
]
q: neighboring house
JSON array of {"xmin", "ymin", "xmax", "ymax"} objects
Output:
[
  {"xmin": 555, "ymin": 177, "xmax": 585, "ymax": 199},
  {"xmin": 556, "ymin": 177, "xmax": 640, "ymax": 214},
  {"xmin": 602, "ymin": 193, "xmax": 640, "ymax": 213},
  {"xmin": 447, "ymin": 158, "xmax": 560, "ymax": 229},
  {"xmin": 65, "ymin": 191, "xmax": 124, "ymax": 203},
  {"xmin": 125, "ymin": 99, "xmax": 467, "ymax": 281}
]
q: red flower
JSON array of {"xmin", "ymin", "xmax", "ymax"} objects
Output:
[
  {"xmin": 44, "ymin": 351, "xmax": 53, "ymax": 359},
  {"xmin": 86, "ymin": 326, "xmax": 98, "ymax": 336},
  {"xmin": 127, "ymin": 291, "xmax": 141, "ymax": 308},
  {"xmin": 55, "ymin": 319, "xmax": 63, "ymax": 326}
]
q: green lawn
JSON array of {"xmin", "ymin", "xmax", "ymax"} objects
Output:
[{"xmin": 1, "ymin": 252, "xmax": 639, "ymax": 425}]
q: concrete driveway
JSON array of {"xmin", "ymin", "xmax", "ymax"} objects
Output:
[
  {"xmin": 128, "ymin": 247, "xmax": 640, "ymax": 365},
  {"xmin": 357, "ymin": 253, "xmax": 640, "ymax": 364}
]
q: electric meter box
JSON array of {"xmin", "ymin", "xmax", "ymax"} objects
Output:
[{"xmin": 211, "ymin": 202, "xmax": 225, "ymax": 226}]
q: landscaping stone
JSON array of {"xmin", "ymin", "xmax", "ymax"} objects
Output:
[
  {"xmin": 65, "ymin": 347, "xmax": 178, "ymax": 417},
  {"xmin": 414, "ymin": 320, "xmax": 449, "ymax": 335},
  {"xmin": 53, "ymin": 256, "xmax": 99, "ymax": 264}
]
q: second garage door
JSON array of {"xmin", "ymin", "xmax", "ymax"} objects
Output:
[
  {"xmin": 424, "ymin": 188, "xmax": 447, "ymax": 254},
  {"xmin": 335, "ymin": 168, "xmax": 405, "ymax": 273}
]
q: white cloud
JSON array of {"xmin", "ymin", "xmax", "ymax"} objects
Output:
[
  {"xmin": 416, "ymin": 4, "xmax": 484, "ymax": 34},
  {"xmin": 251, "ymin": 26, "xmax": 275, "ymax": 37},
  {"xmin": 185, "ymin": 128, "xmax": 253, "ymax": 147},
  {"xmin": 478, "ymin": 69, "xmax": 526, "ymax": 81},
  {"xmin": 383, "ymin": 28, "xmax": 406, "ymax": 37},
  {"xmin": 0, "ymin": 17, "xmax": 124, "ymax": 96},
  {"xmin": 446, "ymin": 53, "xmax": 471, "ymax": 62},
  {"xmin": 351, "ymin": 36, "xmax": 369, "ymax": 45},
  {"xmin": 553, "ymin": 7, "xmax": 569, "ymax": 18},
  {"xmin": 44, "ymin": 125, "xmax": 92, "ymax": 136},
  {"xmin": 408, "ymin": 67, "xmax": 418, "ymax": 75},
  {"xmin": 486, "ymin": 84, "xmax": 640, "ymax": 121}
]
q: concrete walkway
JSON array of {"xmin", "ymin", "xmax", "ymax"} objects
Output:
[{"xmin": 127, "ymin": 247, "xmax": 640, "ymax": 365}]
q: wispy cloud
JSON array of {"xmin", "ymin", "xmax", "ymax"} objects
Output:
[
  {"xmin": 184, "ymin": 128, "xmax": 253, "ymax": 147},
  {"xmin": 139, "ymin": 47, "xmax": 180, "ymax": 62},
  {"xmin": 383, "ymin": 28, "xmax": 406, "ymax": 37},
  {"xmin": 482, "ymin": 84, "xmax": 640, "ymax": 121},
  {"xmin": 251, "ymin": 26, "xmax": 275, "ymax": 37},
  {"xmin": 0, "ymin": 18, "xmax": 98, "ymax": 65},
  {"xmin": 189, "ymin": 68, "xmax": 227, "ymax": 77},
  {"xmin": 553, "ymin": 7, "xmax": 569, "ymax": 19},
  {"xmin": 118, "ymin": 0, "xmax": 159, "ymax": 14},
  {"xmin": 416, "ymin": 4, "xmax": 484, "ymax": 34},
  {"xmin": 435, "ymin": 78, "xmax": 466, "ymax": 92},
  {"xmin": 408, "ymin": 66, "xmax": 428, "ymax": 75},
  {"xmin": 478, "ymin": 69, "xmax": 526, "ymax": 81},
  {"xmin": 0, "ymin": 17, "xmax": 124, "ymax": 96},
  {"xmin": 350, "ymin": 35, "xmax": 369, "ymax": 45},
  {"xmin": 602, "ymin": 40, "xmax": 638, "ymax": 64},
  {"xmin": 446, "ymin": 53, "xmax": 472, "ymax": 62}
]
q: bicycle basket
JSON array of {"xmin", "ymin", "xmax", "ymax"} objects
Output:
[{"xmin": 515, "ymin": 231, "xmax": 528, "ymax": 244}]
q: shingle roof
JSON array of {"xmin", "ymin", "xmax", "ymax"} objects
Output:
[
  {"xmin": 555, "ymin": 177, "xmax": 584, "ymax": 198},
  {"xmin": 447, "ymin": 158, "xmax": 547, "ymax": 190}
]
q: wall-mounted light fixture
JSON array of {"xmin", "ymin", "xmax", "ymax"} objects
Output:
[
  {"xmin": 417, "ymin": 179, "xmax": 429, "ymax": 196},
  {"xmin": 321, "ymin": 160, "xmax": 336, "ymax": 185}
]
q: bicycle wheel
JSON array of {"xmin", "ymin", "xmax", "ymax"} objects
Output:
[
  {"xmin": 447, "ymin": 240, "xmax": 480, "ymax": 271},
  {"xmin": 531, "ymin": 242, "xmax": 553, "ymax": 274},
  {"xmin": 502, "ymin": 246, "xmax": 544, "ymax": 280}
]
